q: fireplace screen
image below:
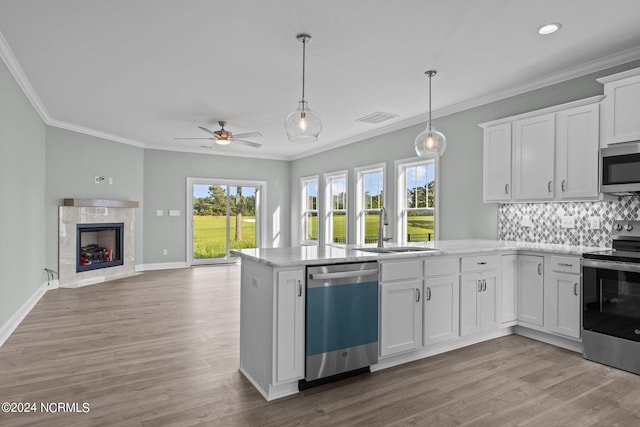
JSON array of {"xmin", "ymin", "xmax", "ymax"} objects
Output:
[{"xmin": 76, "ymin": 223, "xmax": 124, "ymax": 272}]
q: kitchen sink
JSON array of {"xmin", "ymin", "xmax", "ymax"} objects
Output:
[{"xmin": 355, "ymin": 246, "xmax": 439, "ymax": 254}]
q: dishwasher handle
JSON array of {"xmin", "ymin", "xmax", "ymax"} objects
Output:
[{"xmin": 309, "ymin": 269, "xmax": 379, "ymax": 281}]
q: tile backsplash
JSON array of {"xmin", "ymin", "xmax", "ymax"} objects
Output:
[{"xmin": 498, "ymin": 196, "xmax": 640, "ymax": 248}]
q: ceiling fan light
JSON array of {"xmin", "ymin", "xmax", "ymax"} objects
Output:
[
  {"xmin": 285, "ymin": 100, "xmax": 322, "ymax": 143},
  {"xmin": 215, "ymin": 138, "xmax": 231, "ymax": 146}
]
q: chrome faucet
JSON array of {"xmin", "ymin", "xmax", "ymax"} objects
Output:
[{"xmin": 377, "ymin": 207, "xmax": 391, "ymax": 248}]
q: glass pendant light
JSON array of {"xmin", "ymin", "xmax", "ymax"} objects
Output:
[
  {"xmin": 285, "ymin": 34, "xmax": 322, "ymax": 143},
  {"xmin": 415, "ymin": 70, "xmax": 446, "ymax": 156}
]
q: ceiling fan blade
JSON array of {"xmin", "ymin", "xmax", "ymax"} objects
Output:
[
  {"xmin": 197, "ymin": 126, "xmax": 220, "ymax": 138},
  {"xmin": 174, "ymin": 137, "xmax": 215, "ymax": 140},
  {"xmin": 233, "ymin": 131, "xmax": 262, "ymax": 139},
  {"xmin": 234, "ymin": 139, "xmax": 262, "ymax": 148}
]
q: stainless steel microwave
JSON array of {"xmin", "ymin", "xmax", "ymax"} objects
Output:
[{"xmin": 601, "ymin": 142, "xmax": 640, "ymax": 194}]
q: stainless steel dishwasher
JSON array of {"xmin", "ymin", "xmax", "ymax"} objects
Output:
[{"xmin": 304, "ymin": 262, "xmax": 379, "ymax": 384}]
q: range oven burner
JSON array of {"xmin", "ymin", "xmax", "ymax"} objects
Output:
[{"xmin": 582, "ymin": 220, "xmax": 640, "ymax": 375}]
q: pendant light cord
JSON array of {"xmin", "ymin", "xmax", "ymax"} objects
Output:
[
  {"xmin": 428, "ymin": 73, "xmax": 432, "ymax": 124},
  {"xmin": 301, "ymin": 37, "xmax": 306, "ymax": 109}
]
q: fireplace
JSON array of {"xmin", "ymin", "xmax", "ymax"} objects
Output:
[{"xmin": 76, "ymin": 223, "xmax": 124, "ymax": 272}]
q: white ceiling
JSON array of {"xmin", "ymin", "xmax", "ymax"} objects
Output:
[{"xmin": 1, "ymin": 0, "xmax": 640, "ymax": 160}]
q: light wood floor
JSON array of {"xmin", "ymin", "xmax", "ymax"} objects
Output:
[{"xmin": 1, "ymin": 265, "xmax": 640, "ymax": 426}]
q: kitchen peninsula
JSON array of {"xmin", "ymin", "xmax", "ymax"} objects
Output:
[{"xmin": 233, "ymin": 240, "xmax": 604, "ymax": 401}]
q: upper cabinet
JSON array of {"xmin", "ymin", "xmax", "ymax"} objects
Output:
[
  {"xmin": 598, "ymin": 67, "xmax": 640, "ymax": 145},
  {"xmin": 513, "ymin": 113, "xmax": 556, "ymax": 201},
  {"xmin": 480, "ymin": 96, "xmax": 603, "ymax": 203},
  {"xmin": 483, "ymin": 123, "xmax": 512, "ymax": 202}
]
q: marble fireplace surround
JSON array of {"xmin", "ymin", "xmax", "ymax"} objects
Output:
[{"xmin": 59, "ymin": 199, "xmax": 138, "ymax": 288}]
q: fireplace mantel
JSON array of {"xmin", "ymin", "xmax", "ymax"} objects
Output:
[{"xmin": 63, "ymin": 198, "xmax": 139, "ymax": 208}]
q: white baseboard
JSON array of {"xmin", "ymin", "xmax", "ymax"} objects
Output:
[
  {"xmin": 0, "ymin": 280, "xmax": 55, "ymax": 348},
  {"xmin": 138, "ymin": 262, "xmax": 189, "ymax": 271}
]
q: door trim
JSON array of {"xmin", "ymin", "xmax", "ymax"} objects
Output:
[{"xmin": 186, "ymin": 177, "xmax": 267, "ymax": 266}]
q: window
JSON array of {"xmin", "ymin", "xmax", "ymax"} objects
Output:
[
  {"xmin": 397, "ymin": 158, "xmax": 437, "ymax": 243},
  {"xmin": 325, "ymin": 172, "xmax": 348, "ymax": 244},
  {"xmin": 301, "ymin": 176, "xmax": 318, "ymax": 244},
  {"xmin": 356, "ymin": 164, "xmax": 385, "ymax": 244}
]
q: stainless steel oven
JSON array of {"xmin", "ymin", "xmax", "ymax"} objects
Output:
[{"xmin": 582, "ymin": 220, "xmax": 640, "ymax": 375}]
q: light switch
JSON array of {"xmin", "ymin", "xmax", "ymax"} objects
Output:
[
  {"xmin": 521, "ymin": 215, "xmax": 532, "ymax": 228},
  {"xmin": 156, "ymin": 210, "xmax": 164, "ymax": 216},
  {"xmin": 169, "ymin": 210, "xmax": 180, "ymax": 217},
  {"xmin": 561, "ymin": 216, "xmax": 575, "ymax": 229}
]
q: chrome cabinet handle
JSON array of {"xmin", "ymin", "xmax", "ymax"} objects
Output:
[
  {"xmin": 298, "ymin": 280, "xmax": 302, "ymax": 297},
  {"xmin": 416, "ymin": 288, "xmax": 421, "ymax": 302},
  {"xmin": 547, "ymin": 180, "xmax": 552, "ymax": 192},
  {"xmin": 477, "ymin": 280, "xmax": 482, "ymax": 292},
  {"xmin": 478, "ymin": 262, "xmax": 487, "ymax": 265},
  {"xmin": 426, "ymin": 287, "xmax": 432, "ymax": 301},
  {"xmin": 505, "ymin": 183, "xmax": 509, "ymax": 194},
  {"xmin": 561, "ymin": 180, "xmax": 566, "ymax": 192},
  {"xmin": 483, "ymin": 279, "xmax": 487, "ymax": 292},
  {"xmin": 538, "ymin": 263, "xmax": 543, "ymax": 275},
  {"xmin": 559, "ymin": 263, "xmax": 573, "ymax": 267},
  {"xmin": 574, "ymin": 283, "xmax": 579, "ymax": 296}
]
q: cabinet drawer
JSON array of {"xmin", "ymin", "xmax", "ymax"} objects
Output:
[
  {"xmin": 424, "ymin": 257, "xmax": 459, "ymax": 277},
  {"xmin": 461, "ymin": 255, "xmax": 499, "ymax": 273},
  {"xmin": 550, "ymin": 256, "xmax": 580, "ymax": 274},
  {"xmin": 380, "ymin": 259, "xmax": 422, "ymax": 282}
]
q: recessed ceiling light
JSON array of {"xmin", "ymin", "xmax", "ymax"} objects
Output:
[{"xmin": 538, "ymin": 23, "xmax": 562, "ymax": 35}]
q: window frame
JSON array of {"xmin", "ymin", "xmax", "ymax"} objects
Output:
[
  {"xmin": 355, "ymin": 163, "xmax": 386, "ymax": 245},
  {"xmin": 395, "ymin": 155, "xmax": 440, "ymax": 244},
  {"xmin": 324, "ymin": 170, "xmax": 349, "ymax": 245},
  {"xmin": 300, "ymin": 175, "xmax": 319, "ymax": 245}
]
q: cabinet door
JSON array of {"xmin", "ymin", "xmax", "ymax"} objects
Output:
[
  {"xmin": 275, "ymin": 270, "xmax": 305, "ymax": 383},
  {"xmin": 517, "ymin": 255, "xmax": 544, "ymax": 326},
  {"xmin": 424, "ymin": 275, "xmax": 459, "ymax": 345},
  {"xmin": 513, "ymin": 113, "xmax": 556, "ymax": 200},
  {"xmin": 550, "ymin": 272, "xmax": 581, "ymax": 339},
  {"xmin": 556, "ymin": 103, "xmax": 599, "ymax": 200},
  {"xmin": 479, "ymin": 274, "xmax": 498, "ymax": 330},
  {"xmin": 500, "ymin": 255, "xmax": 517, "ymax": 324},
  {"xmin": 460, "ymin": 273, "xmax": 480, "ymax": 336},
  {"xmin": 602, "ymin": 72, "xmax": 640, "ymax": 144},
  {"xmin": 483, "ymin": 123, "xmax": 512, "ymax": 202},
  {"xmin": 380, "ymin": 279, "xmax": 422, "ymax": 357}
]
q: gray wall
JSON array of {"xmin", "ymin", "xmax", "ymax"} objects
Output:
[
  {"xmin": 45, "ymin": 127, "xmax": 145, "ymax": 269},
  {"xmin": 289, "ymin": 60, "xmax": 640, "ymax": 245},
  {"xmin": 143, "ymin": 150, "xmax": 290, "ymax": 264},
  {"xmin": 0, "ymin": 59, "xmax": 46, "ymax": 327}
]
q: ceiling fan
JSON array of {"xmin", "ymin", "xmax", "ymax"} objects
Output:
[{"xmin": 175, "ymin": 121, "xmax": 262, "ymax": 148}]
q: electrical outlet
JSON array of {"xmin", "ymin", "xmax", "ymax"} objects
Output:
[
  {"xmin": 169, "ymin": 210, "xmax": 180, "ymax": 217},
  {"xmin": 561, "ymin": 216, "xmax": 575, "ymax": 229},
  {"xmin": 108, "ymin": 177, "xmax": 113, "ymax": 185},
  {"xmin": 589, "ymin": 216, "xmax": 601, "ymax": 230},
  {"xmin": 162, "ymin": 249, "xmax": 168, "ymax": 256},
  {"xmin": 156, "ymin": 210, "xmax": 164, "ymax": 216},
  {"xmin": 521, "ymin": 215, "xmax": 532, "ymax": 228}
]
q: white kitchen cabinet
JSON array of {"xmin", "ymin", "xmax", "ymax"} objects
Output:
[
  {"xmin": 460, "ymin": 272, "xmax": 497, "ymax": 336},
  {"xmin": 274, "ymin": 269, "xmax": 305, "ymax": 384},
  {"xmin": 517, "ymin": 255, "xmax": 544, "ymax": 327},
  {"xmin": 483, "ymin": 123, "xmax": 512, "ymax": 202},
  {"xmin": 500, "ymin": 254, "xmax": 517, "ymax": 324},
  {"xmin": 380, "ymin": 278, "xmax": 422, "ymax": 357},
  {"xmin": 598, "ymin": 67, "xmax": 640, "ymax": 145},
  {"xmin": 513, "ymin": 113, "xmax": 556, "ymax": 201},
  {"xmin": 547, "ymin": 256, "xmax": 581, "ymax": 339},
  {"xmin": 555, "ymin": 103, "xmax": 600, "ymax": 200},
  {"xmin": 423, "ymin": 275, "xmax": 459, "ymax": 345}
]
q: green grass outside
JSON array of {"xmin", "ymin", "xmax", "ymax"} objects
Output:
[
  {"xmin": 307, "ymin": 214, "xmax": 435, "ymax": 243},
  {"xmin": 193, "ymin": 215, "xmax": 256, "ymax": 259}
]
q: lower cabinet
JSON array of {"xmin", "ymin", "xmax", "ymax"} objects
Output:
[
  {"xmin": 423, "ymin": 275, "xmax": 460, "ymax": 345},
  {"xmin": 500, "ymin": 254, "xmax": 518, "ymax": 324},
  {"xmin": 460, "ymin": 272, "xmax": 498, "ymax": 336},
  {"xmin": 380, "ymin": 278, "xmax": 423, "ymax": 357},
  {"xmin": 517, "ymin": 255, "xmax": 544, "ymax": 326},
  {"xmin": 274, "ymin": 269, "xmax": 305, "ymax": 384},
  {"xmin": 548, "ymin": 272, "xmax": 581, "ymax": 338}
]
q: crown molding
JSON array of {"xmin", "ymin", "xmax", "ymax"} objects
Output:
[
  {"xmin": 48, "ymin": 118, "xmax": 147, "ymax": 148},
  {"xmin": 0, "ymin": 29, "xmax": 51, "ymax": 122}
]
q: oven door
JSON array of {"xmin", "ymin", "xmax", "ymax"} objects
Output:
[{"xmin": 582, "ymin": 259, "xmax": 640, "ymax": 342}]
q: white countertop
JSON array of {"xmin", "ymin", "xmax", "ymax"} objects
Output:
[{"xmin": 231, "ymin": 239, "xmax": 606, "ymax": 267}]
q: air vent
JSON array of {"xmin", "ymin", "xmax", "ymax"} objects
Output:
[{"xmin": 356, "ymin": 111, "xmax": 399, "ymax": 124}]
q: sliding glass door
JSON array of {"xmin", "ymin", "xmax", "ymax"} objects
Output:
[{"xmin": 188, "ymin": 178, "xmax": 265, "ymax": 265}]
